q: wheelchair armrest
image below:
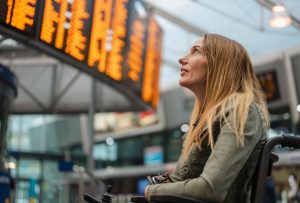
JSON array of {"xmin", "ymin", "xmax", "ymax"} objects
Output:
[
  {"xmin": 130, "ymin": 195, "xmax": 210, "ymax": 203},
  {"xmin": 131, "ymin": 196, "xmax": 148, "ymax": 203},
  {"xmin": 150, "ymin": 195, "xmax": 211, "ymax": 203}
]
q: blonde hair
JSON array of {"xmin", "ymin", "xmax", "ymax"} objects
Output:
[{"xmin": 182, "ymin": 34, "xmax": 269, "ymax": 157}]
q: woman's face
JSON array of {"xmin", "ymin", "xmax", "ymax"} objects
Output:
[{"xmin": 178, "ymin": 38, "xmax": 208, "ymax": 93}]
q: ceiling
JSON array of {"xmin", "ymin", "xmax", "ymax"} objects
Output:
[
  {"xmin": 1, "ymin": 0, "xmax": 300, "ymax": 114},
  {"xmin": 149, "ymin": 0, "xmax": 300, "ymax": 90}
]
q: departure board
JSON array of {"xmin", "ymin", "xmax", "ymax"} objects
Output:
[
  {"xmin": 142, "ymin": 16, "xmax": 163, "ymax": 107},
  {"xmin": 0, "ymin": 0, "xmax": 163, "ymax": 109},
  {"xmin": 88, "ymin": 0, "xmax": 115, "ymax": 74},
  {"xmin": 0, "ymin": 0, "xmax": 39, "ymax": 36},
  {"xmin": 104, "ymin": 0, "xmax": 129, "ymax": 81},
  {"xmin": 39, "ymin": 0, "xmax": 94, "ymax": 62},
  {"xmin": 123, "ymin": 0, "xmax": 147, "ymax": 93},
  {"xmin": 257, "ymin": 70, "xmax": 280, "ymax": 102}
]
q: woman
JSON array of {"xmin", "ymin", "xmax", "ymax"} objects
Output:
[{"xmin": 144, "ymin": 34, "xmax": 270, "ymax": 203}]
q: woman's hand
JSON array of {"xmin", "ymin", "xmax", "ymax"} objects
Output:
[{"xmin": 144, "ymin": 185, "xmax": 150, "ymax": 197}]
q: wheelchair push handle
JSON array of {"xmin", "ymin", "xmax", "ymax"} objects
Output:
[
  {"xmin": 281, "ymin": 135, "xmax": 300, "ymax": 149},
  {"xmin": 84, "ymin": 193, "xmax": 101, "ymax": 203},
  {"xmin": 84, "ymin": 185, "xmax": 113, "ymax": 203}
]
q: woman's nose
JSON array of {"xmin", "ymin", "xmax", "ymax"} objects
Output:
[{"xmin": 178, "ymin": 56, "xmax": 188, "ymax": 65}]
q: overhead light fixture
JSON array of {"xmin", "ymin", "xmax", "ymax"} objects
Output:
[
  {"xmin": 269, "ymin": 4, "xmax": 292, "ymax": 28},
  {"xmin": 5, "ymin": 161, "xmax": 16, "ymax": 169},
  {"xmin": 297, "ymin": 104, "xmax": 300, "ymax": 112}
]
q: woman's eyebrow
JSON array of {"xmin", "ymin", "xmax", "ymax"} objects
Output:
[
  {"xmin": 190, "ymin": 45, "xmax": 203, "ymax": 52},
  {"xmin": 192, "ymin": 45, "xmax": 202, "ymax": 50},
  {"xmin": 189, "ymin": 45, "xmax": 203, "ymax": 53}
]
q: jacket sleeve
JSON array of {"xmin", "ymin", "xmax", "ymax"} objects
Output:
[
  {"xmin": 170, "ymin": 156, "xmax": 183, "ymax": 182},
  {"xmin": 146, "ymin": 104, "xmax": 264, "ymax": 202},
  {"xmin": 170, "ymin": 133, "xmax": 187, "ymax": 182}
]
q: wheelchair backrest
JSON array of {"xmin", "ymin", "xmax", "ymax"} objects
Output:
[{"xmin": 251, "ymin": 135, "xmax": 300, "ymax": 203}]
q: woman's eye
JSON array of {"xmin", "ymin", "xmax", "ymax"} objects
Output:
[{"xmin": 193, "ymin": 48, "xmax": 201, "ymax": 54}]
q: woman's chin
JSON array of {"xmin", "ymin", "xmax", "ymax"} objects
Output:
[
  {"xmin": 179, "ymin": 81, "xmax": 194, "ymax": 92},
  {"xmin": 179, "ymin": 79, "xmax": 187, "ymax": 87},
  {"xmin": 179, "ymin": 80, "xmax": 184, "ymax": 87}
]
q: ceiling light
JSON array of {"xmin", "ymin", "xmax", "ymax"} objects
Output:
[
  {"xmin": 106, "ymin": 137, "xmax": 114, "ymax": 146},
  {"xmin": 269, "ymin": 4, "xmax": 292, "ymax": 28},
  {"xmin": 297, "ymin": 105, "xmax": 300, "ymax": 112},
  {"xmin": 5, "ymin": 161, "xmax": 16, "ymax": 169}
]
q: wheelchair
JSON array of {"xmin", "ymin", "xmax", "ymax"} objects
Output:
[{"xmin": 84, "ymin": 134, "xmax": 300, "ymax": 203}]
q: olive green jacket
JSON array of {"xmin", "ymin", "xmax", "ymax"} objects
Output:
[{"xmin": 147, "ymin": 103, "xmax": 268, "ymax": 203}]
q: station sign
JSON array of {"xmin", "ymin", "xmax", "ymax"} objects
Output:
[
  {"xmin": 255, "ymin": 59, "xmax": 289, "ymax": 110},
  {"xmin": 256, "ymin": 70, "xmax": 280, "ymax": 102}
]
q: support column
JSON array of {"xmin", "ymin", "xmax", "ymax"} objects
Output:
[
  {"xmin": 283, "ymin": 52, "xmax": 299, "ymax": 133},
  {"xmin": 87, "ymin": 78, "xmax": 96, "ymax": 173}
]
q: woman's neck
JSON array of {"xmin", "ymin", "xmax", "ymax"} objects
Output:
[{"xmin": 193, "ymin": 86, "xmax": 206, "ymax": 104}]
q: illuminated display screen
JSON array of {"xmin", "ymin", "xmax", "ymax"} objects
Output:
[
  {"xmin": 88, "ymin": 0, "xmax": 115, "ymax": 74},
  {"xmin": 0, "ymin": 0, "xmax": 163, "ymax": 109},
  {"xmin": 0, "ymin": 0, "xmax": 39, "ymax": 36},
  {"xmin": 123, "ymin": 0, "xmax": 147, "ymax": 93},
  {"xmin": 257, "ymin": 70, "xmax": 280, "ymax": 102},
  {"xmin": 104, "ymin": 0, "xmax": 129, "ymax": 81},
  {"xmin": 142, "ymin": 16, "xmax": 163, "ymax": 107},
  {"xmin": 39, "ymin": 0, "xmax": 94, "ymax": 62}
]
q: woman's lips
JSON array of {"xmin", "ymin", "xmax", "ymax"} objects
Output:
[{"xmin": 180, "ymin": 68, "xmax": 188, "ymax": 76}]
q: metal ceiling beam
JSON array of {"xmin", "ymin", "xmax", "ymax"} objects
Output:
[
  {"xmin": 143, "ymin": 0, "xmax": 207, "ymax": 36},
  {"xmin": 256, "ymin": 0, "xmax": 300, "ymax": 30},
  {"xmin": 0, "ymin": 57, "xmax": 58, "ymax": 66},
  {"xmin": 18, "ymin": 82, "xmax": 47, "ymax": 111},
  {"xmin": 0, "ymin": 36, "xmax": 7, "ymax": 44},
  {"xmin": 49, "ymin": 64, "xmax": 58, "ymax": 111},
  {"xmin": 50, "ymin": 70, "xmax": 81, "ymax": 110}
]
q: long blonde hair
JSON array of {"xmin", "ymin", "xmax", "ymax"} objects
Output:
[{"xmin": 182, "ymin": 34, "xmax": 269, "ymax": 157}]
